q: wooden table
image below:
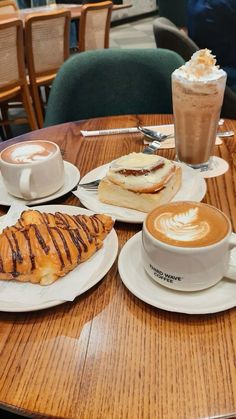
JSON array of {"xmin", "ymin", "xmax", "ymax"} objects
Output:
[
  {"xmin": 0, "ymin": 114, "xmax": 236, "ymax": 419},
  {"xmin": 0, "ymin": 3, "xmax": 132, "ymax": 22}
]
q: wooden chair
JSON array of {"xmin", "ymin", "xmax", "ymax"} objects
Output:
[
  {"xmin": 24, "ymin": 10, "xmax": 70, "ymax": 128},
  {"xmin": 0, "ymin": 18, "xmax": 38, "ymax": 138},
  {"xmin": 78, "ymin": 1, "xmax": 113, "ymax": 52},
  {"xmin": 0, "ymin": 0, "xmax": 18, "ymax": 13}
]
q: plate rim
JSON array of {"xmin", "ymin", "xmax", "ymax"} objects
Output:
[
  {"xmin": 76, "ymin": 161, "xmax": 207, "ymax": 224},
  {"xmin": 0, "ymin": 161, "xmax": 80, "ymax": 206},
  {"xmin": 118, "ymin": 231, "xmax": 236, "ymax": 315},
  {"xmin": 0, "ymin": 204, "xmax": 118, "ymax": 312}
]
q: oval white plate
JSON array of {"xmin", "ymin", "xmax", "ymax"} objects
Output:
[
  {"xmin": 118, "ymin": 232, "xmax": 236, "ymax": 315},
  {"xmin": 74, "ymin": 162, "xmax": 207, "ymax": 223},
  {"xmin": 0, "ymin": 161, "xmax": 80, "ymax": 206},
  {"xmin": 0, "ymin": 205, "xmax": 118, "ymax": 312}
]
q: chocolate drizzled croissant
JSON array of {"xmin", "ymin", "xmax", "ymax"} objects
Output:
[{"xmin": 0, "ymin": 210, "xmax": 114, "ymax": 285}]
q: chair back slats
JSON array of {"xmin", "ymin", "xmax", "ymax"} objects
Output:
[
  {"xmin": 79, "ymin": 1, "xmax": 112, "ymax": 52},
  {"xmin": 31, "ymin": 16, "xmax": 67, "ymax": 73},
  {"xmin": 0, "ymin": 0, "xmax": 18, "ymax": 13},
  {"xmin": 25, "ymin": 11, "xmax": 70, "ymax": 77},
  {"xmin": 24, "ymin": 10, "xmax": 70, "ymax": 128},
  {"xmin": 0, "ymin": 18, "xmax": 38, "ymax": 133},
  {"xmin": 84, "ymin": 8, "xmax": 110, "ymax": 51},
  {"xmin": 0, "ymin": 24, "xmax": 19, "ymax": 86}
]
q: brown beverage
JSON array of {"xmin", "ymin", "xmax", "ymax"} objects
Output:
[
  {"xmin": 1, "ymin": 140, "xmax": 57, "ymax": 164},
  {"xmin": 172, "ymin": 49, "xmax": 226, "ymax": 168},
  {"xmin": 146, "ymin": 201, "xmax": 229, "ymax": 248}
]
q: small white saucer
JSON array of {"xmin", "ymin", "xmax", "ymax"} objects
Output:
[
  {"xmin": 0, "ymin": 161, "xmax": 80, "ymax": 206},
  {"xmin": 198, "ymin": 156, "xmax": 229, "ymax": 178},
  {"xmin": 118, "ymin": 232, "xmax": 236, "ymax": 315}
]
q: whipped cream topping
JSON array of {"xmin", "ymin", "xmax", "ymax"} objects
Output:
[
  {"xmin": 173, "ymin": 49, "xmax": 226, "ymax": 82},
  {"xmin": 154, "ymin": 207, "xmax": 210, "ymax": 242},
  {"xmin": 11, "ymin": 144, "xmax": 53, "ymax": 163}
]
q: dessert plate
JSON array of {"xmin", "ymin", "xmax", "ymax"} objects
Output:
[
  {"xmin": 74, "ymin": 162, "xmax": 207, "ymax": 223},
  {"xmin": 0, "ymin": 161, "xmax": 80, "ymax": 206},
  {"xmin": 118, "ymin": 232, "xmax": 236, "ymax": 315},
  {"xmin": 0, "ymin": 205, "xmax": 118, "ymax": 312}
]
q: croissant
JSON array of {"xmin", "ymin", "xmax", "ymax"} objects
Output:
[{"xmin": 0, "ymin": 210, "xmax": 114, "ymax": 285}]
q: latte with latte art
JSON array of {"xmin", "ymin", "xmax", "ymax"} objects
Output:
[
  {"xmin": 146, "ymin": 201, "xmax": 229, "ymax": 247},
  {"xmin": 1, "ymin": 141, "xmax": 56, "ymax": 164}
]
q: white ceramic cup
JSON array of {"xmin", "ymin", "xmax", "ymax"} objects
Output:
[
  {"xmin": 0, "ymin": 140, "xmax": 65, "ymax": 200},
  {"xmin": 142, "ymin": 202, "xmax": 236, "ymax": 292}
]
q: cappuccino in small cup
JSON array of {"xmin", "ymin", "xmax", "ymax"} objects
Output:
[
  {"xmin": 0, "ymin": 140, "xmax": 65, "ymax": 200},
  {"xmin": 142, "ymin": 201, "xmax": 236, "ymax": 291}
]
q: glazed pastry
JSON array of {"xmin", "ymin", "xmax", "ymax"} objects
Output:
[
  {"xmin": 0, "ymin": 210, "xmax": 114, "ymax": 285},
  {"xmin": 5, "ymin": 210, "xmax": 113, "ymax": 241}
]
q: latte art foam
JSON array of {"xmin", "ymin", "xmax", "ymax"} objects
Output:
[
  {"xmin": 154, "ymin": 208, "xmax": 210, "ymax": 242},
  {"xmin": 146, "ymin": 202, "xmax": 229, "ymax": 247},
  {"xmin": 1, "ymin": 141, "xmax": 57, "ymax": 164}
]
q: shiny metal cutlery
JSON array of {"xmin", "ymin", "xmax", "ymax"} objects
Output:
[
  {"xmin": 137, "ymin": 126, "xmax": 173, "ymax": 141},
  {"xmin": 217, "ymin": 130, "xmax": 234, "ymax": 137}
]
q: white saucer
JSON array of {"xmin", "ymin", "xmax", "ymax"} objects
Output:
[
  {"xmin": 0, "ymin": 161, "xmax": 80, "ymax": 206},
  {"xmin": 118, "ymin": 232, "xmax": 236, "ymax": 315},
  {"xmin": 197, "ymin": 156, "xmax": 229, "ymax": 178},
  {"xmin": 74, "ymin": 162, "xmax": 207, "ymax": 223}
]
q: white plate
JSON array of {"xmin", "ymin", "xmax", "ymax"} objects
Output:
[
  {"xmin": 0, "ymin": 205, "xmax": 118, "ymax": 312},
  {"xmin": 118, "ymin": 232, "xmax": 236, "ymax": 315},
  {"xmin": 0, "ymin": 161, "xmax": 80, "ymax": 206},
  {"xmin": 74, "ymin": 162, "xmax": 207, "ymax": 223}
]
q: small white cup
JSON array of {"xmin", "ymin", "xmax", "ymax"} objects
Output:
[
  {"xmin": 0, "ymin": 140, "xmax": 65, "ymax": 200},
  {"xmin": 142, "ymin": 202, "xmax": 236, "ymax": 292}
]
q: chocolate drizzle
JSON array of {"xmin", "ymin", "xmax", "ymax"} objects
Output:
[
  {"xmin": 12, "ymin": 231, "xmax": 23, "ymax": 263},
  {"xmin": 68, "ymin": 230, "xmax": 82, "ymax": 262},
  {"xmin": 23, "ymin": 230, "xmax": 35, "ymax": 271},
  {"xmin": 0, "ymin": 255, "xmax": 3, "ymax": 272},
  {"xmin": 32, "ymin": 225, "xmax": 50, "ymax": 254},
  {"xmin": 55, "ymin": 227, "xmax": 72, "ymax": 264},
  {"xmin": 5, "ymin": 233, "xmax": 19, "ymax": 277},
  {"xmin": 46, "ymin": 226, "xmax": 65, "ymax": 269}
]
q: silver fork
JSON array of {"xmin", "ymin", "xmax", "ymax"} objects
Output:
[{"xmin": 78, "ymin": 140, "xmax": 162, "ymax": 191}]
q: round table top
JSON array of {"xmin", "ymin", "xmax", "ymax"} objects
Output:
[{"xmin": 0, "ymin": 114, "xmax": 236, "ymax": 419}]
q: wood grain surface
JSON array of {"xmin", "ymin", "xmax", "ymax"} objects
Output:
[{"xmin": 0, "ymin": 114, "xmax": 235, "ymax": 419}]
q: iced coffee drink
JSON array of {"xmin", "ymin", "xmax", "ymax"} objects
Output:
[{"xmin": 172, "ymin": 49, "xmax": 226, "ymax": 169}]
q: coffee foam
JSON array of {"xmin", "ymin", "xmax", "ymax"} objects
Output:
[
  {"xmin": 173, "ymin": 49, "xmax": 226, "ymax": 82},
  {"xmin": 146, "ymin": 202, "xmax": 229, "ymax": 247},
  {"xmin": 1, "ymin": 141, "xmax": 56, "ymax": 164},
  {"xmin": 154, "ymin": 207, "xmax": 210, "ymax": 242}
]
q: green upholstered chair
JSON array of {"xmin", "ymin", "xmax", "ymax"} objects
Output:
[
  {"xmin": 158, "ymin": 0, "xmax": 188, "ymax": 28},
  {"xmin": 44, "ymin": 48, "xmax": 185, "ymax": 127},
  {"xmin": 153, "ymin": 17, "xmax": 236, "ymax": 119},
  {"xmin": 153, "ymin": 17, "xmax": 198, "ymax": 62}
]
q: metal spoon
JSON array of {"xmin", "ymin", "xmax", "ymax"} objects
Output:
[
  {"xmin": 217, "ymin": 130, "xmax": 234, "ymax": 137},
  {"xmin": 139, "ymin": 126, "xmax": 234, "ymax": 140},
  {"xmin": 137, "ymin": 126, "xmax": 173, "ymax": 141}
]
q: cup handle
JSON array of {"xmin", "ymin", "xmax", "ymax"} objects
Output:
[
  {"xmin": 225, "ymin": 233, "xmax": 236, "ymax": 280},
  {"xmin": 19, "ymin": 168, "xmax": 37, "ymax": 200}
]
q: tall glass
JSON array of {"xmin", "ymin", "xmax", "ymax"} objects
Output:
[{"xmin": 172, "ymin": 72, "xmax": 226, "ymax": 169}]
